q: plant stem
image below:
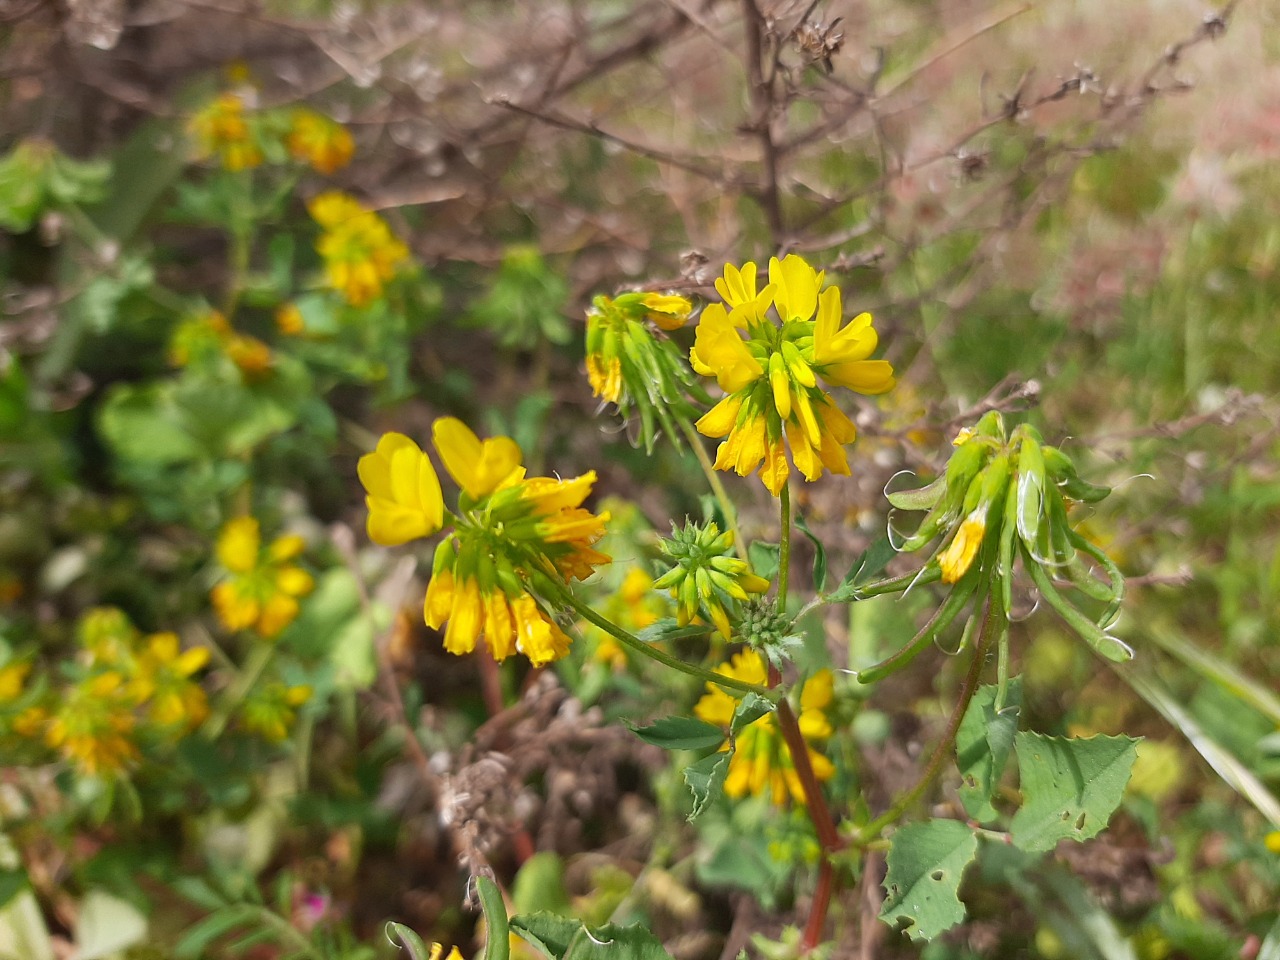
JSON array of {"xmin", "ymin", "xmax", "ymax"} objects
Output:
[
  {"xmin": 778, "ymin": 481, "xmax": 792, "ymax": 612},
  {"xmin": 556, "ymin": 587, "xmax": 777, "ymax": 700},
  {"xmin": 677, "ymin": 417, "xmax": 746, "ymax": 560},
  {"xmin": 202, "ymin": 640, "xmax": 275, "ymax": 739},
  {"xmin": 853, "ymin": 599, "xmax": 997, "ymax": 844},
  {"xmin": 803, "ymin": 858, "xmax": 835, "ymax": 950}
]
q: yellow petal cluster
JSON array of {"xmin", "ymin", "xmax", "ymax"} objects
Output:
[
  {"xmin": 188, "ymin": 93, "xmax": 263, "ymax": 171},
  {"xmin": 308, "ymin": 191, "xmax": 409, "ymax": 306},
  {"xmin": 169, "ymin": 309, "xmax": 273, "ymax": 380},
  {"xmin": 239, "ymin": 681, "xmax": 312, "ymax": 743},
  {"xmin": 694, "ymin": 650, "xmax": 835, "ymax": 806},
  {"xmin": 359, "ymin": 418, "xmax": 611, "ymax": 666},
  {"xmin": 211, "ymin": 517, "xmax": 315, "ymax": 638},
  {"xmin": 691, "ymin": 255, "xmax": 894, "ymax": 496},
  {"xmin": 286, "ymin": 108, "xmax": 355, "ymax": 174}
]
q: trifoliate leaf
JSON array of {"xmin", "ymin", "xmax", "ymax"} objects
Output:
[
  {"xmin": 1009, "ymin": 732, "xmax": 1140, "ymax": 852},
  {"xmin": 879, "ymin": 819, "xmax": 978, "ymax": 942},
  {"xmin": 628, "ymin": 716, "xmax": 725, "ymax": 752},
  {"xmin": 955, "ymin": 680, "xmax": 1022, "ymax": 822}
]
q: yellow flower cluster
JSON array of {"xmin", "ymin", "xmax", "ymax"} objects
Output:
[
  {"xmin": 169, "ymin": 309, "xmax": 273, "ymax": 380},
  {"xmin": 211, "ymin": 517, "xmax": 315, "ymax": 639},
  {"xmin": 286, "ymin": 108, "xmax": 355, "ymax": 175},
  {"xmin": 359, "ymin": 418, "xmax": 611, "ymax": 666},
  {"xmin": 188, "ymin": 89, "xmax": 355, "ymax": 176},
  {"xmin": 694, "ymin": 650, "xmax": 835, "ymax": 806},
  {"xmin": 309, "ymin": 191, "xmax": 410, "ymax": 307},
  {"xmin": 7, "ymin": 608, "xmax": 211, "ymax": 778},
  {"xmin": 691, "ymin": 256, "xmax": 894, "ymax": 496},
  {"xmin": 188, "ymin": 92, "xmax": 263, "ymax": 171},
  {"xmin": 585, "ymin": 292, "xmax": 694, "ymax": 404}
]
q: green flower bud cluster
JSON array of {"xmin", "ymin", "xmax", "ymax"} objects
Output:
[
  {"xmin": 585, "ymin": 293, "xmax": 710, "ymax": 454},
  {"xmin": 855, "ymin": 412, "xmax": 1127, "ymax": 689},
  {"xmin": 738, "ymin": 597, "xmax": 803, "ymax": 669},
  {"xmin": 653, "ymin": 521, "xmax": 772, "ymax": 641}
]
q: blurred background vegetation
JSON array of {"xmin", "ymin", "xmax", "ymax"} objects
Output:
[{"xmin": 0, "ymin": 0, "xmax": 1277, "ymax": 958}]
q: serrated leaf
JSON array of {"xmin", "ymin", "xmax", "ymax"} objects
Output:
[
  {"xmin": 386, "ymin": 921, "xmax": 433, "ymax": 960},
  {"xmin": 683, "ymin": 751, "xmax": 731, "ymax": 821},
  {"xmin": 628, "ymin": 716, "xmax": 725, "ymax": 752},
  {"xmin": 510, "ymin": 916, "xmax": 675, "ymax": 960},
  {"xmin": 730, "ymin": 692, "xmax": 774, "ymax": 733},
  {"xmin": 1009, "ymin": 732, "xmax": 1139, "ymax": 852},
  {"xmin": 793, "ymin": 512, "xmax": 828, "ymax": 593},
  {"xmin": 956, "ymin": 680, "xmax": 1022, "ymax": 822},
  {"xmin": 879, "ymin": 819, "xmax": 978, "ymax": 942}
]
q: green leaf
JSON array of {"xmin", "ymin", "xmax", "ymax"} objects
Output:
[
  {"xmin": 510, "ymin": 916, "xmax": 675, "ymax": 960},
  {"xmin": 748, "ymin": 541, "xmax": 781, "ymax": 583},
  {"xmin": 955, "ymin": 680, "xmax": 1022, "ymax": 822},
  {"xmin": 1009, "ymin": 732, "xmax": 1140, "ymax": 852},
  {"xmin": 477, "ymin": 875, "xmax": 511, "ymax": 960},
  {"xmin": 634, "ymin": 619, "xmax": 709, "ymax": 644},
  {"xmin": 509, "ymin": 913, "xmax": 579, "ymax": 960},
  {"xmin": 386, "ymin": 921, "xmax": 433, "ymax": 960},
  {"xmin": 879, "ymin": 819, "xmax": 978, "ymax": 942},
  {"xmin": 175, "ymin": 908, "xmax": 251, "ymax": 960},
  {"xmin": 731, "ymin": 692, "xmax": 775, "ymax": 733},
  {"xmin": 1259, "ymin": 913, "xmax": 1280, "ymax": 960},
  {"xmin": 628, "ymin": 716, "xmax": 725, "ymax": 752},
  {"xmin": 826, "ymin": 536, "xmax": 896, "ymax": 602},
  {"xmin": 792, "ymin": 512, "xmax": 828, "ymax": 593},
  {"xmin": 97, "ymin": 382, "xmax": 203, "ymax": 465},
  {"xmin": 683, "ymin": 751, "xmax": 732, "ymax": 821},
  {"xmin": 511, "ymin": 853, "xmax": 571, "ymax": 917},
  {"xmin": 0, "ymin": 869, "xmax": 27, "ymax": 912}
]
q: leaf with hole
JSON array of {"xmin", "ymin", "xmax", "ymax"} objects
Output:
[
  {"xmin": 879, "ymin": 819, "xmax": 978, "ymax": 942},
  {"xmin": 1009, "ymin": 732, "xmax": 1140, "ymax": 852},
  {"xmin": 956, "ymin": 680, "xmax": 1022, "ymax": 822}
]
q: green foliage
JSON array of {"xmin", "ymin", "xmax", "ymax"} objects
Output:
[
  {"xmin": 1009, "ymin": 733, "xmax": 1140, "ymax": 852},
  {"xmin": 511, "ymin": 915, "xmax": 675, "ymax": 960},
  {"xmin": 955, "ymin": 680, "xmax": 1022, "ymax": 823},
  {"xmin": 879, "ymin": 820, "xmax": 979, "ymax": 943}
]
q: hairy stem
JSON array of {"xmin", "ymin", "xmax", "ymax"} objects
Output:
[
  {"xmin": 557, "ymin": 587, "xmax": 777, "ymax": 700},
  {"xmin": 854, "ymin": 597, "xmax": 997, "ymax": 843}
]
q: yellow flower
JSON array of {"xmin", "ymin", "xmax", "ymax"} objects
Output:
[
  {"xmin": 45, "ymin": 672, "xmax": 138, "ymax": 778},
  {"xmin": 128, "ymin": 632, "xmax": 210, "ymax": 730},
  {"xmin": 78, "ymin": 606, "xmax": 141, "ymax": 665},
  {"xmin": 240, "ymin": 682, "xmax": 311, "ymax": 742},
  {"xmin": 639, "ymin": 292, "xmax": 693, "ymax": 331},
  {"xmin": 286, "ymin": 109, "xmax": 355, "ymax": 174},
  {"xmin": 586, "ymin": 354, "xmax": 623, "ymax": 404},
  {"xmin": 309, "ymin": 191, "xmax": 409, "ymax": 306},
  {"xmin": 188, "ymin": 93, "xmax": 263, "ymax": 171},
  {"xmin": 691, "ymin": 255, "xmax": 894, "ymax": 496},
  {"xmin": 363, "ymin": 419, "xmax": 610, "ymax": 665},
  {"xmin": 0, "ymin": 662, "xmax": 29, "ymax": 701},
  {"xmin": 694, "ymin": 650, "xmax": 835, "ymax": 806},
  {"xmin": 276, "ymin": 302, "xmax": 305, "ymax": 335},
  {"xmin": 431, "ymin": 417, "xmax": 523, "ymax": 500},
  {"xmin": 358, "ymin": 433, "xmax": 445, "ymax": 546},
  {"xmin": 211, "ymin": 517, "xmax": 314, "ymax": 638},
  {"xmin": 225, "ymin": 333, "xmax": 273, "ymax": 379},
  {"xmin": 1266, "ymin": 831, "xmax": 1280, "ymax": 855},
  {"xmin": 430, "ymin": 945, "xmax": 465, "ymax": 960},
  {"xmin": 937, "ymin": 508, "xmax": 987, "ymax": 584}
]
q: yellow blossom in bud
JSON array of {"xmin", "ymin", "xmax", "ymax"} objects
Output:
[
  {"xmin": 938, "ymin": 508, "xmax": 986, "ymax": 584},
  {"xmin": 639, "ymin": 292, "xmax": 693, "ymax": 330},
  {"xmin": 695, "ymin": 650, "xmax": 834, "ymax": 806}
]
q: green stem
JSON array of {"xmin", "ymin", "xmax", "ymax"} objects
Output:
[
  {"xmin": 556, "ymin": 586, "xmax": 777, "ymax": 700},
  {"xmin": 777, "ymin": 481, "xmax": 792, "ymax": 612},
  {"xmin": 677, "ymin": 417, "xmax": 746, "ymax": 560},
  {"xmin": 202, "ymin": 640, "xmax": 275, "ymax": 739},
  {"xmin": 854, "ymin": 597, "xmax": 997, "ymax": 844}
]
